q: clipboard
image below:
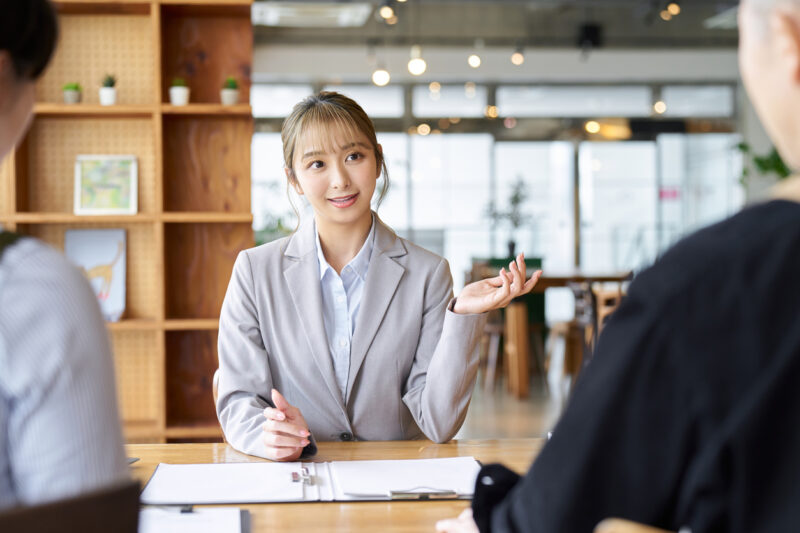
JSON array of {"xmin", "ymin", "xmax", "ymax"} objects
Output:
[{"xmin": 140, "ymin": 457, "xmax": 481, "ymax": 505}]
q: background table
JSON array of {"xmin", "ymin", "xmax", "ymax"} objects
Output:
[
  {"xmin": 128, "ymin": 439, "xmax": 544, "ymax": 532},
  {"xmin": 472, "ymin": 268, "xmax": 632, "ymax": 398}
]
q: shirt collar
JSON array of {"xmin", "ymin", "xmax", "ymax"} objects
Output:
[{"xmin": 315, "ymin": 215, "xmax": 376, "ymax": 281}]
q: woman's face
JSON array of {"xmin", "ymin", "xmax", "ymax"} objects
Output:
[
  {"xmin": 0, "ymin": 55, "xmax": 36, "ymax": 161},
  {"xmin": 289, "ymin": 125, "xmax": 380, "ymax": 231}
]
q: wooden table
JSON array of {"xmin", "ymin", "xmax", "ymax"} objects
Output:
[
  {"xmin": 502, "ymin": 271, "xmax": 632, "ymax": 399},
  {"xmin": 128, "ymin": 439, "xmax": 544, "ymax": 532},
  {"xmin": 530, "ymin": 271, "xmax": 633, "ymax": 293}
]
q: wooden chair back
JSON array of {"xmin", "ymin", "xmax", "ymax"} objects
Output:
[
  {"xmin": 595, "ymin": 518, "xmax": 673, "ymax": 533},
  {"xmin": 0, "ymin": 480, "xmax": 139, "ymax": 533}
]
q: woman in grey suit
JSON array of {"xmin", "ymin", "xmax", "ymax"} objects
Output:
[{"xmin": 216, "ymin": 92, "xmax": 540, "ymax": 461}]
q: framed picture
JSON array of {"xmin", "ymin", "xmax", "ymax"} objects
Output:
[
  {"xmin": 64, "ymin": 228, "xmax": 127, "ymax": 322},
  {"xmin": 74, "ymin": 155, "xmax": 138, "ymax": 215}
]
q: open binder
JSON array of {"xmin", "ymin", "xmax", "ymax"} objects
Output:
[{"xmin": 140, "ymin": 457, "xmax": 481, "ymax": 505}]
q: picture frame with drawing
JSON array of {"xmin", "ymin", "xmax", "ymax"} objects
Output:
[
  {"xmin": 64, "ymin": 228, "xmax": 127, "ymax": 322},
  {"xmin": 74, "ymin": 154, "xmax": 138, "ymax": 215}
]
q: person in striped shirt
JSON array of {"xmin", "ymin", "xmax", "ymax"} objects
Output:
[{"xmin": 0, "ymin": 0, "xmax": 128, "ymax": 511}]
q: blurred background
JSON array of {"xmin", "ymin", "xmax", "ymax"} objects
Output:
[{"xmin": 249, "ymin": 0, "xmax": 772, "ymax": 326}]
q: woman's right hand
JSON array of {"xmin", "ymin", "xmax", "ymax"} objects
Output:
[{"xmin": 262, "ymin": 388, "xmax": 311, "ymax": 461}]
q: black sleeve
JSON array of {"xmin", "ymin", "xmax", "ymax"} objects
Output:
[
  {"xmin": 472, "ymin": 464, "xmax": 522, "ymax": 531},
  {"xmin": 479, "ymin": 277, "xmax": 702, "ymax": 533}
]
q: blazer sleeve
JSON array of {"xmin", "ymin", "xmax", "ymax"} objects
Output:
[
  {"xmin": 216, "ymin": 251, "xmax": 275, "ymax": 458},
  {"xmin": 401, "ymin": 258, "xmax": 488, "ymax": 443}
]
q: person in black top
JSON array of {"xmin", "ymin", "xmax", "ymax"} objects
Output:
[{"xmin": 437, "ymin": 0, "xmax": 800, "ymax": 531}]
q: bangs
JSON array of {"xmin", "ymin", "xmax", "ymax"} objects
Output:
[{"xmin": 293, "ymin": 106, "xmax": 366, "ymax": 163}]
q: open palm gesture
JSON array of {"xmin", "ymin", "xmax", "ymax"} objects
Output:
[{"xmin": 453, "ymin": 253, "xmax": 541, "ymax": 315}]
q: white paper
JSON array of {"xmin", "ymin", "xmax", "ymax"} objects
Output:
[
  {"xmin": 139, "ymin": 507, "xmax": 241, "ymax": 533},
  {"xmin": 330, "ymin": 457, "xmax": 481, "ymax": 500},
  {"xmin": 140, "ymin": 462, "xmax": 305, "ymax": 505}
]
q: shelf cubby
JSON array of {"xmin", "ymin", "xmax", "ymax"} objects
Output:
[
  {"xmin": 16, "ymin": 117, "xmax": 157, "ymax": 215},
  {"xmin": 163, "ymin": 115, "xmax": 253, "ymax": 212},
  {"xmin": 37, "ymin": 12, "xmax": 156, "ymax": 105},
  {"xmin": 18, "ymin": 222, "xmax": 162, "ymax": 321},
  {"xmin": 164, "ymin": 222, "xmax": 252, "ymax": 319},
  {"xmin": 165, "ymin": 330, "xmax": 219, "ymax": 428}
]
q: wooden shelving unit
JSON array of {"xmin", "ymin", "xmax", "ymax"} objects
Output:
[
  {"xmin": 0, "ymin": 0, "xmax": 254, "ymax": 443},
  {"xmin": 34, "ymin": 103, "xmax": 156, "ymax": 117}
]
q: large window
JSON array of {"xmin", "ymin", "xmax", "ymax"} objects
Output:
[
  {"xmin": 494, "ymin": 142, "xmax": 575, "ymax": 321},
  {"xmin": 579, "ymin": 142, "xmax": 659, "ymax": 272},
  {"xmin": 251, "ymin": 83, "xmax": 744, "ymax": 322},
  {"xmin": 497, "ymin": 86, "xmax": 653, "ymax": 118}
]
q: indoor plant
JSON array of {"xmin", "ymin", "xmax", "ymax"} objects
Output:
[
  {"xmin": 62, "ymin": 82, "xmax": 82, "ymax": 104},
  {"xmin": 169, "ymin": 77, "xmax": 190, "ymax": 106},
  {"xmin": 99, "ymin": 74, "xmax": 117, "ymax": 106},
  {"xmin": 486, "ymin": 176, "xmax": 531, "ymax": 258},
  {"xmin": 220, "ymin": 76, "xmax": 239, "ymax": 105},
  {"xmin": 737, "ymin": 142, "xmax": 791, "ymax": 186}
]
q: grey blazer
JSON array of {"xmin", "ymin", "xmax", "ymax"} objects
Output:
[{"xmin": 216, "ymin": 213, "xmax": 487, "ymax": 459}]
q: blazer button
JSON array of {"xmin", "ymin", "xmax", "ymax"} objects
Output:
[{"xmin": 340, "ymin": 432, "xmax": 353, "ymax": 441}]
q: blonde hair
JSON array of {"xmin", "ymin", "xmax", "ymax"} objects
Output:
[{"xmin": 281, "ymin": 91, "xmax": 390, "ymax": 213}]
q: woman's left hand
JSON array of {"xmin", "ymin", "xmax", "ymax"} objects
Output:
[
  {"xmin": 435, "ymin": 507, "xmax": 479, "ymax": 533},
  {"xmin": 453, "ymin": 253, "xmax": 541, "ymax": 315}
]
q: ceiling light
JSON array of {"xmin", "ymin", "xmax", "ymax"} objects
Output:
[
  {"xmin": 379, "ymin": 4, "xmax": 394, "ymax": 20},
  {"xmin": 654, "ymin": 101, "xmax": 667, "ymax": 114},
  {"xmin": 386, "ymin": 14, "xmax": 398, "ymax": 25},
  {"xmin": 585, "ymin": 120, "xmax": 601, "ymax": 134},
  {"xmin": 468, "ymin": 38, "xmax": 484, "ymax": 69},
  {"xmin": 408, "ymin": 45, "xmax": 426, "ymax": 76},
  {"xmin": 372, "ymin": 68, "xmax": 390, "ymax": 87},
  {"xmin": 485, "ymin": 105, "xmax": 498, "ymax": 118},
  {"xmin": 504, "ymin": 117, "xmax": 517, "ymax": 129},
  {"xmin": 417, "ymin": 123, "xmax": 431, "ymax": 135},
  {"xmin": 660, "ymin": 10, "xmax": 672, "ymax": 21},
  {"xmin": 511, "ymin": 50, "xmax": 525, "ymax": 66},
  {"xmin": 667, "ymin": 2, "xmax": 680, "ymax": 16},
  {"xmin": 429, "ymin": 81, "xmax": 441, "ymax": 92}
]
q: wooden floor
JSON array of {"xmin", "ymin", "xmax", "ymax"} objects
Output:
[{"xmin": 456, "ymin": 379, "xmax": 564, "ymax": 440}]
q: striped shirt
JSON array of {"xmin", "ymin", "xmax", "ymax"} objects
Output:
[
  {"xmin": 0, "ymin": 236, "xmax": 128, "ymax": 511},
  {"xmin": 315, "ymin": 218, "xmax": 376, "ymax": 401}
]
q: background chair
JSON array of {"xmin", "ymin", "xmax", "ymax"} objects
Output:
[{"xmin": 0, "ymin": 480, "xmax": 139, "ymax": 533}]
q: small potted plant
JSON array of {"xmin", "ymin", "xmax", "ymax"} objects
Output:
[
  {"xmin": 62, "ymin": 82, "xmax": 82, "ymax": 104},
  {"xmin": 220, "ymin": 76, "xmax": 239, "ymax": 105},
  {"xmin": 99, "ymin": 74, "xmax": 117, "ymax": 106},
  {"xmin": 169, "ymin": 77, "xmax": 190, "ymax": 106}
]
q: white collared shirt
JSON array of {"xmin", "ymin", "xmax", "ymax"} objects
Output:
[{"xmin": 315, "ymin": 218, "xmax": 376, "ymax": 401}]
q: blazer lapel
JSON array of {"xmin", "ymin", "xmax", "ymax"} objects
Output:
[
  {"xmin": 346, "ymin": 215, "xmax": 407, "ymax": 404},
  {"xmin": 283, "ymin": 218, "xmax": 347, "ymax": 411}
]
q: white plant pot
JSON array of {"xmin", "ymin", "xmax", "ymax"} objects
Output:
[
  {"xmin": 63, "ymin": 90, "xmax": 81, "ymax": 104},
  {"xmin": 220, "ymin": 88, "xmax": 239, "ymax": 106},
  {"xmin": 169, "ymin": 86, "xmax": 190, "ymax": 106},
  {"xmin": 99, "ymin": 87, "xmax": 117, "ymax": 106}
]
